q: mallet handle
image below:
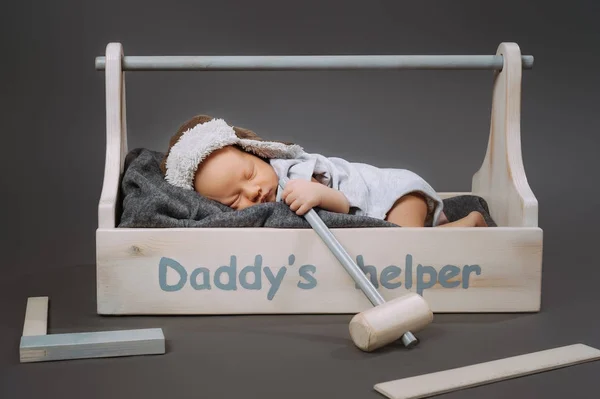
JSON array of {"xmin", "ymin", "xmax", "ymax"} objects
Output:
[
  {"xmin": 278, "ymin": 178, "xmax": 384, "ymax": 305},
  {"xmin": 278, "ymin": 178, "xmax": 418, "ymax": 348},
  {"xmin": 304, "ymin": 210, "xmax": 385, "ymax": 307}
]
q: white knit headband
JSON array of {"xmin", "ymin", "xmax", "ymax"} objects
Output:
[{"xmin": 164, "ymin": 118, "xmax": 304, "ymax": 190}]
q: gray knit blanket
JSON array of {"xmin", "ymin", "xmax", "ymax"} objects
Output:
[{"xmin": 117, "ymin": 148, "xmax": 497, "ymax": 228}]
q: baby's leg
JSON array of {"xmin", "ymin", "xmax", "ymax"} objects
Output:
[
  {"xmin": 385, "ymin": 193, "xmax": 430, "ymax": 227},
  {"xmin": 385, "ymin": 193, "xmax": 487, "ymax": 227},
  {"xmin": 436, "ymin": 211, "xmax": 488, "ymax": 227}
]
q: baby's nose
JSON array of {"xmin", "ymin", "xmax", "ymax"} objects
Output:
[{"xmin": 247, "ymin": 185, "xmax": 261, "ymax": 201}]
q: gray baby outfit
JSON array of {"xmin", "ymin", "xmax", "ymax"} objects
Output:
[{"xmin": 270, "ymin": 152, "xmax": 444, "ymax": 227}]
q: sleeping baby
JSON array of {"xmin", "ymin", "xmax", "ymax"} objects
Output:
[{"xmin": 159, "ymin": 115, "xmax": 487, "ymax": 228}]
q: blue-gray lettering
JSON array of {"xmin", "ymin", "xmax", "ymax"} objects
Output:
[
  {"xmin": 190, "ymin": 267, "xmax": 211, "ymax": 290},
  {"xmin": 159, "ymin": 257, "xmax": 187, "ymax": 292},
  {"xmin": 416, "ymin": 264, "xmax": 437, "ymax": 295},
  {"xmin": 297, "ymin": 265, "xmax": 317, "ymax": 289},
  {"xmin": 214, "ymin": 256, "xmax": 237, "ymax": 291},
  {"xmin": 240, "ymin": 255, "xmax": 262, "ymax": 290},
  {"xmin": 462, "ymin": 265, "xmax": 481, "ymax": 288},
  {"xmin": 356, "ymin": 255, "xmax": 378, "ymax": 289},
  {"xmin": 380, "ymin": 265, "xmax": 402, "ymax": 289},
  {"xmin": 438, "ymin": 265, "xmax": 461, "ymax": 288},
  {"xmin": 264, "ymin": 267, "xmax": 287, "ymax": 300},
  {"xmin": 405, "ymin": 254, "xmax": 413, "ymax": 289},
  {"xmin": 156, "ymin": 253, "xmax": 483, "ymax": 296}
]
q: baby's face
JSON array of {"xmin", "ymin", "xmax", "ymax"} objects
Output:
[{"xmin": 193, "ymin": 145, "xmax": 279, "ymax": 211}]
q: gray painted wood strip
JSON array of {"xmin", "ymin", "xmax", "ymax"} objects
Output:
[{"xmin": 19, "ymin": 328, "xmax": 165, "ymax": 363}]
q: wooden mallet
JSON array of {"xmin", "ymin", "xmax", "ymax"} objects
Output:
[{"xmin": 278, "ymin": 178, "xmax": 433, "ymax": 352}]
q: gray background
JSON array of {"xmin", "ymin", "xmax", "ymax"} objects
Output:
[{"xmin": 1, "ymin": 0, "xmax": 599, "ymax": 398}]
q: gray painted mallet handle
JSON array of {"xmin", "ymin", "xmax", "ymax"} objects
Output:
[{"xmin": 278, "ymin": 177, "xmax": 418, "ymax": 348}]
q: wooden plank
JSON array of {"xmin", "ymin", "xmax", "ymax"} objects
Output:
[
  {"xmin": 472, "ymin": 42, "xmax": 538, "ymax": 228},
  {"xmin": 19, "ymin": 328, "xmax": 165, "ymax": 363},
  {"xmin": 373, "ymin": 344, "xmax": 600, "ymax": 399},
  {"xmin": 96, "ymin": 226, "xmax": 542, "ymax": 315},
  {"xmin": 98, "ymin": 42, "xmax": 128, "ymax": 229},
  {"xmin": 22, "ymin": 296, "xmax": 48, "ymax": 336}
]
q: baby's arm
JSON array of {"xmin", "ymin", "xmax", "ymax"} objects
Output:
[
  {"xmin": 312, "ymin": 177, "xmax": 350, "ymax": 214},
  {"xmin": 281, "ymin": 178, "xmax": 350, "ymax": 216}
]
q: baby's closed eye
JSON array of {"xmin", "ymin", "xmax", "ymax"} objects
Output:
[{"xmin": 246, "ymin": 165, "xmax": 255, "ymax": 179}]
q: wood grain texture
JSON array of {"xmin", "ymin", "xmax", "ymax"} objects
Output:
[
  {"xmin": 373, "ymin": 344, "xmax": 600, "ymax": 399},
  {"xmin": 96, "ymin": 226, "xmax": 542, "ymax": 314},
  {"xmin": 19, "ymin": 328, "xmax": 165, "ymax": 363},
  {"xmin": 472, "ymin": 42, "xmax": 538, "ymax": 227},
  {"xmin": 22, "ymin": 297, "xmax": 48, "ymax": 336}
]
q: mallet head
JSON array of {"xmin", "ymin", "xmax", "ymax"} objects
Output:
[{"xmin": 348, "ymin": 292, "xmax": 433, "ymax": 352}]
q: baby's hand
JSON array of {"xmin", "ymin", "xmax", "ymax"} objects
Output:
[{"xmin": 281, "ymin": 179, "xmax": 325, "ymax": 216}]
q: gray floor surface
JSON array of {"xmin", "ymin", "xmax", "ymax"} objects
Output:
[{"xmin": 1, "ymin": 240, "xmax": 599, "ymax": 399}]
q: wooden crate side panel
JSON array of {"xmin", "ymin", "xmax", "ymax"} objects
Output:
[
  {"xmin": 98, "ymin": 43, "xmax": 128, "ymax": 229},
  {"xmin": 96, "ymin": 227, "xmax": 542, "ymax": 314},
  {"xmin": 472, "ymin": 43, "xmax": 538, "ymax": 228}
]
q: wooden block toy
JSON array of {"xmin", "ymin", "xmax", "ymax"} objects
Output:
[
  {"xmin": 19, "ymin": 297, "xmax": 165, "ymax": 363},
  {"xmin": 22, "ymin": 296, "xmax": 48, "ymax": 337},
  {"xmin": 373, "ymin": 343, "xmax": 600, "ymax": 399}
]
